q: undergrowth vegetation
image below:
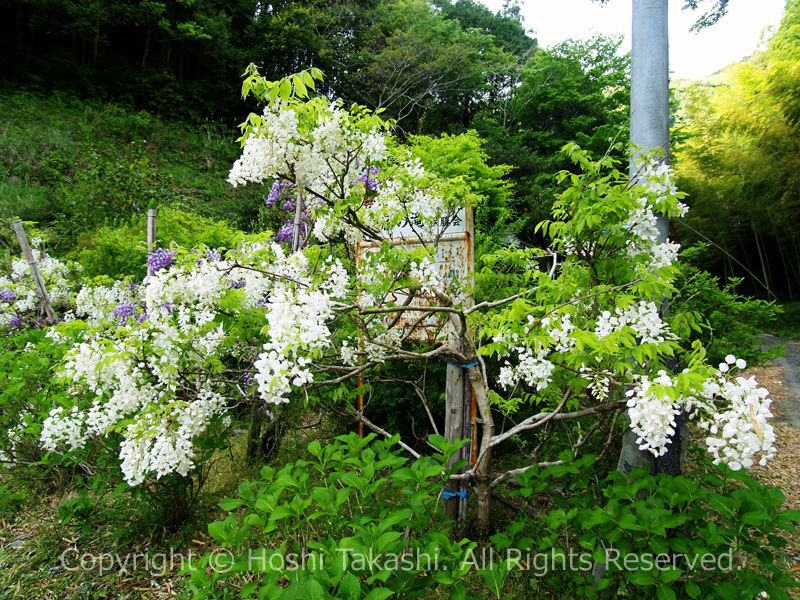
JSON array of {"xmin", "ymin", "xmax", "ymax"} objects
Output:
[{"xmin": 0, "ymin": 89, "xmax": 265, "ymax": 246}]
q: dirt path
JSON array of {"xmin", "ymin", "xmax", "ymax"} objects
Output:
[
  {"xmin": 746, "ymin": 337, "xmax": 800, "ymax": 583},
  {"xmin": 759, "ymin": 335, "xmax": 800, "ymax": 429}
]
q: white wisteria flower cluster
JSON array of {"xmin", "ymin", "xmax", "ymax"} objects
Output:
[
  {"xmin": 228, "ymin": 97, "xmax": 448, "ymax": 246},
  {"xmin": 625, "ymin": 356, "xmax": 776, "ymax": 469},
  {"xmin": 692, "ymin": 356, "xmax": 776, "ymax": 470},
  {"xmin": 626, "ymin": 161, "xmax": 688, "ymax": 272},
  {"xmin": 253, "ymin": 252, "xmax": 348, "ymax": 404},
  {"xmin": 0, "ymin": 238, "xmax": 79, "ymax": 328},
  {"xmin": 625, "ymin": 370, "xmax": 685, "ymax": 457},
  {"xmin": 42, "ymin": 242, "xmax": 349, "ymax": 485},
  {"xmin": 595, "ymin": 300, "xmax": 675, "ymax": 345}
]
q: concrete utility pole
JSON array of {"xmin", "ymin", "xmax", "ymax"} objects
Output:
[
  {"xmin": 630, "ymin": 0, "xmax": 670, "ymax": 153},
  {"xmin": 630, "ymin": 0, "xmax": 671, "ymax": 239},
  {"xmin": 618, "ymin": 0, "xmax": 687, "ymax": 477}
]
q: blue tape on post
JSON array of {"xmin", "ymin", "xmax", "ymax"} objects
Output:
[
  {"xmin": 441, "ymin": 486, "xmax": 468, "ymax": 500},
  {"xmin": 447, "ymin": 361, "xmax": 479, "ymax": 369}
]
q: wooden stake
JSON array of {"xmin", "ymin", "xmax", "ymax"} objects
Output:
[
  {"xmin": 12, "ymin": 220, "xmax": 57, "ymax": 323},
  {"xmin": 444, "ymin": 361, "xmax": 467, "ymax": 523},
  {"xmin": 147, "ymin": 208, "xmax": 158, "ymax": 257},
  {"xmin": 457, "ymin": 371, "xmax": 471, "ymax": 523}
]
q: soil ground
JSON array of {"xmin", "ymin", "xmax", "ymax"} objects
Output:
[{"xmin": 747, "ymin": 336, "xmax": 800, "ymax": 586}]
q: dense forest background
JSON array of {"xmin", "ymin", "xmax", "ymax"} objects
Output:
[
  {"xmin": 672, "ymin": 0, "xmax": 800, "ymax": 300},
  {"xmin": 1, "ymin": 0, "xmax": 798, "ymax": 300}
]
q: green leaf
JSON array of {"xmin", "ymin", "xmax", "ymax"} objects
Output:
[
  {"xmin": 660, "ymin": 567, "xmax": 682, "ymax": 584},
  {"xmin": 362, "ymin": 588, "xmax": 394, "ymax": 600},
  {"xmin": 207, "ymin": 520, "xmax": 227, "ymax": 543},
  {"xmin": 684, "ymin": 581, "xmax": 701, "ymax": 599},
  {"xmin": 279, "ymin": 79, "xmax": 292, "ymax": 102},
  {"xmin": 308, "ymin": 440, "xmax": 322, "ymax": 459},
  {"xmin": 656, "ymin": 584, "xmax": 676, "ymax": 600},
  {"xmin": 378, "ymin": 509, "xmax": 412, "ymax": 532},
  {"xmin": 375, "ymin": 531, "xmax": 402, "ymax": 553},
  {"xmin": 219, "ymin": 498, "xmax": 245, "ymax": 511},
  {"xmin": 270, "ymin": 505, "xmax": 294, "ymax": 521},
  {"xmin": 294, "ymin": 78, "xmax": 308, "ymax": 98},
  {"xmin": 339, "ymin": 573, "xmax": 361, "ymax": 600},
  {"xmin": 242, "ymin": 582, "xmax": 258, "ymax": 597}
]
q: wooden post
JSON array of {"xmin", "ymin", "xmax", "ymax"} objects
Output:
[
  {"xmin": 444, "ymin": 362, "xmax": 464, "ymax": 522},
  {"xmin": 147, "ymin": 208, "xmax": 158, "ymax": 258},
  {"xmin": 12, "ymin": 220, "xmax": 57, "ymax": 323},
  {"xmin": 444, "ymin": 359, "xmax": 472, "ymax": 525},
  {"xmin": 470, "ymin": 388, "xmax": 478, "ymax": 466}
]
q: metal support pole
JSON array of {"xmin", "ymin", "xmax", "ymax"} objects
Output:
[
  {"xmin": 291, "ymin": 187, "xmax": 304, "ymax": 254},
  {"xmin": 147, "ymin": 208, "xmax": 158, "ymax": 258}
]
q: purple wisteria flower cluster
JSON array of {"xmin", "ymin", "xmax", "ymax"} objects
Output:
[
  {"xmin": 111, "ymin": 302, "xmax": 139, "ymax": 324},
  {"xmin": 111, "ymin": 302, "xmax": 152, "ymax": 325},
  {"xmin": 148, "ymin": 248, "xmax": 176, "ymax": 274},
  {"xmin": 0, "ymin": 288, "xmax": 19, "ymax": 327},
  {"xmin": 276, "ymin": 218, "xmax": 310, "ymax": 243},
  {"xmin": 193, "ymin": 247, "xmax": 222, "ymax": 267},
  {"xmin": 265, "ymin": 180, "xmax": 312, "ymax": 246},
  {"xmin": 266, "ymin": 180, "xmax": 295, "ymax": 208},
  {"xmin": 357, "ymin": 165, "xmax": 381, "ymax": 192}
]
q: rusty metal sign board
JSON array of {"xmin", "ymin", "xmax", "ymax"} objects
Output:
[
  {"xmin": 382, "ymin": 206, "xmax": 469, "ymax": 240},
  {"xmin": 357, "ymin": 206, "xmax": 473, "ymax": 344}
]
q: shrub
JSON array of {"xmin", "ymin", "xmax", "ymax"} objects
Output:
[
  {"xmin": 184, "ymin": 433, "xmax": 476, "ymax": 599},
  {"xmin": 671, "ymin": 263, "xmax": 783, "ymax": 366},
  {"xmin": 0, "ymin": 327, "xmax": 78, "ymax": 479},
  {"xmin": 74, "ymin": 207, "xmax": 244, "ymax": 279},
  {"xmin": 497, "ymin": 454, "xmax": 800, "ymax": 599},
  {"xmin": 58, "ymin": 140, "xmax": 182, "ymax": 233}
]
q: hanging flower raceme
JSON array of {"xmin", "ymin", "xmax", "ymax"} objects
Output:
[
  {"xmin": 483, "ymin": 148, "xmax": 776, "ymax": 471},
  {"xmin": 228, "ymin": 93, "xmax": 449, "ymax": 247},
  {"xmin": 42, "ymin": 240, "xmax": 351, "ymax": 485},
  {"xmin": 148, "ymin": 248, "xmax": 176, "ymax": 274}
]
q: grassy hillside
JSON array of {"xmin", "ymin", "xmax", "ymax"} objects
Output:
[{"xmin": 0, "ymin": 88, "xmax": 265, "ymax": 257}]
